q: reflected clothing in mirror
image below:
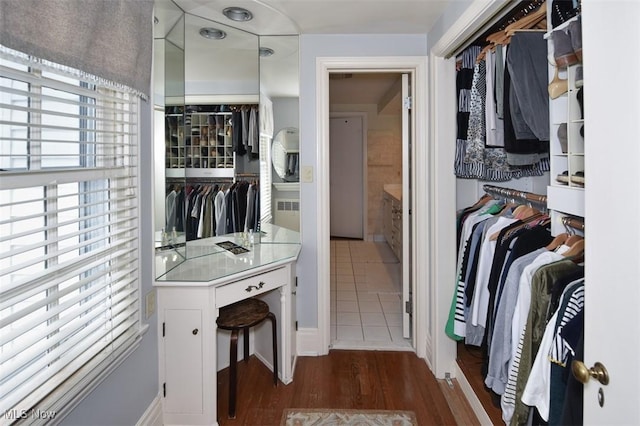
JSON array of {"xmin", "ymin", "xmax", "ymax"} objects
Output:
[
  {"xmin": 171, "ymin": 181, "xmax": 260, "ymax": 241},
  {"xmin": 271, "ymin": 127, "xmax": 299, "ymax": 181},
  {"xmin": 287, "ymin": 152, "xmax": 299, "ymax": 180},
  {"xmin": 231, "ymin": 105, "xmax": 259, "ymax": 158}
]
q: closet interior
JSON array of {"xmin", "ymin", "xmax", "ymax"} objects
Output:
[
  {"xmin": 450, "ymin": 1, "xmax": 585, "ymax": 425},
  {"xmin": 163, "ymin": 102, "xmax": 263, "ymax": 244}
]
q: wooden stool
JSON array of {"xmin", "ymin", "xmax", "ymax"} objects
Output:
[{"xmin": 216, "ymin": 298, "xmax": 278, "ymax": 419}]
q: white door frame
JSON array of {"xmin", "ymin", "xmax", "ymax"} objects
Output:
[
  {"xmin": 426, "ymin": 1, "xmax": 553, "ymax": 423},
  {"xmin": 316, "ymin": 56, "xmax": 427, "ymax": 358},
  {"xmin": 329, "ymin": 112, "xmax": 368, "ymax": 240}
]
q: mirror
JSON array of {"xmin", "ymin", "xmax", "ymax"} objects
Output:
[
  {"xmin": 271, "ymin": 127, "xmax": 299, "ymax": 181},
  {"xmin": 153, "ymin": 2, "xmax": 300, "ymax": 279},
  {"xmin": 259, "ymin": 35, "xmax": 300, "ymax": 231},
  {"xmin": 154, "ymin": 0, "xmax": 185, "ymax": 255}
]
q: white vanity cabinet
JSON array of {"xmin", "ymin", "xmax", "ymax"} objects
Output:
[
  {"xmin": 383, "ymin": 186, "xmax": 402, "ymax": 262},
  {"xmin": 155, "ymin": 225, "xmax": 300, "ymax": 425}
]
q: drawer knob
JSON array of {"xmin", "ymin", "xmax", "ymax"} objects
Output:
[
  {"xmin": 245, "ymin": 281, "xmax": 265, "ymax": 292},
  {"xmin": 192, "ymin": 329, "xmax": 199, "ymax": 335}
]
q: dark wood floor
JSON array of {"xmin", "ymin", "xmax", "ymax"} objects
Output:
[
  {"xmin": 216, "ymin": 349, "xmax": 477, "ymax": 425},
  {"xmin": 456, "ymin": 342, "xmax": 503, "ymax": 425}
]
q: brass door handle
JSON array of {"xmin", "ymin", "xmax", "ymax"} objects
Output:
[{"xmin": 572, "ymin": 360, "xmax": 609, "ymax": 385}]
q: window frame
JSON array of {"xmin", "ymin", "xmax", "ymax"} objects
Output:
[{"xmin": 0, "ymin": 47, "xmax": 146, "ymax": 423}]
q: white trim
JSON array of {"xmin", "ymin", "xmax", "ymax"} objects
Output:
[
  {"xmin": 296, "ymin": 328, "xmax": 322, "ymax": 356},
  {"xmin": 273, "ymin": 182, "xmax": 300, "ymax": 191},
  {"xmin": 315, "ymin": 56, "xmax": 428, "ymax": 358},
  {"xmin": 183, "ymin": 94, "xmax": 259, "ymax": 105},
  {"xmin": 329, "ymin": 111, "xmax": 368, "ymax": 240},
  {"xmin": 453, "ymin": 363, "xmax": 493, "ymax": 426},
  {"xmin": 427, "ymin": 0, "xmax": 508, "ymax": 379},
  {"xmin": 136, "ymin": 392, "xmax": 163, "ymax": 426}
]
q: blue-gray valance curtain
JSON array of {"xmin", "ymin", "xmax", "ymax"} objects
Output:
[{"xmin": 0, "ymin": 0, "xmax": 154, "ymax": 99}]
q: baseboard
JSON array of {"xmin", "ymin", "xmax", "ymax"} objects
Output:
[
  {"xmin": 453, "ymin": 362, "xmax": 493, "ymax": 426},
  {"xmin": 296, "ymin": 328, "xmax": 323, "ymax": 356},
  {"xmin": 136, "ymin": 392, "xmax": 163, "ymax": 426},
  {"xmin": 424, "ymin": 334, "xmax": 433, "ymax": 370}
]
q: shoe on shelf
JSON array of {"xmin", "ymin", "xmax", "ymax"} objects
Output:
[
  {"xmin": 575, "ymin": 65, "xmax": 583, "ymax": 88},
  {"xmin": 576, "ymin": 87, "xmax": 584, "ymax": 119},
  {"xmin": 550, "ymin": 28, "xmax": 578, "ymax": 68},
  {"xmin": 549, "ymin": 67, "xmax": 569, "ymax": 99},
  {"xmin": 557, "ymin": 123, "xmax": 568, "ymax": 153},
  {"xmin": 571, "ymin": 171, "xmax": 585, "ymax": 185},
  {"xmin": 567, "ymin": 16, "xmax": 582, "ymax": 62},
  {"xmin": 556, "ymin": 170, "xmax": 570, "ymax": 184}
]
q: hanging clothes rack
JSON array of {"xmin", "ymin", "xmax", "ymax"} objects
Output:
[
  {"xmin": 482, "ymin": 184, "xmax": 547, "ymax": 207},
  {"xmin": 451, "ymin": 0, "xmax": 546, "ymax": 58},
  {"xmin": 562, "ymin": 216, "xmax": 585, "ymax": 233}
]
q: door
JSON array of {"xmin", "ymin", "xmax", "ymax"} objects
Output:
[
  {"xmin": 401, "ymin": 74, "xmax": 412, "ymax": 338},
  {"xmin": 330, "ymin": 116, "xmax": 364, "ymax": 239},
  {"xmin": 581, "ymin": 1, "xmax": 640, "ymax": 423}
]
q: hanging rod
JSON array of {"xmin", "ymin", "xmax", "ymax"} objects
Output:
[
  {"xmin": 562, "ymin": 216, "xmax": 585, "ymax": 232},
  {"xmin": 451, "ymin": 0, "xmax": 546, "ymax": 57},
  {"xmin": 482, "ymin": 184, "xmax": 547, "ymax": 206}
]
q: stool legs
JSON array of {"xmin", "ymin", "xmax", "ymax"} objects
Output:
[
  {"xmin": 243, "ymin": 327, "xmax": 250, "ymax": 362},
  {"xmin": 228, "ymin": 329, "xmax": 239, "ymax": 419},
  {"xmin": 225, "ymin": 310, "xmax": 278, "ymax": 419},
  {"xmin": 267, "ymin": 312, "xmax": 278, "ymax": 386}
]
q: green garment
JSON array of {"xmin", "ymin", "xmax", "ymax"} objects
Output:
[{"xmin": 510, "ymin": 259, "xmax": 581, "ymax": 426}]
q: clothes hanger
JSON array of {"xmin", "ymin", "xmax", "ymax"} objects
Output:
[
  {"xmin": 562, "ymin": 238, "xmax": 585, "ymax": 260},
  {"xmin": 503, "ymin": 1, "xmax": 548, "ymax": 35},
  {"xmin": 546, "ymin": 233, "xmax": 569, "ymax": 250},
  {"xmin": 565, "ymin": 234, "xmax": 583, "ymax": 246}
]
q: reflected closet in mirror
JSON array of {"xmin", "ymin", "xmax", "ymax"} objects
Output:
[
  {"xmin": 153, "ymin": 4, "xmax": 300, "ymax": 279},
  {"xmin": 154, "ymin": 0, "xmax": 185, "ymax": 256}
]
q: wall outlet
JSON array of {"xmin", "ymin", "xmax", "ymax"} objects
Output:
[
  {"xmin": 301, "ymin": 165, "xmax": 313, "ymax": 183},
  {"xmin": 145, "ymin": 289, "xmax": 156, "ymax": 319}
]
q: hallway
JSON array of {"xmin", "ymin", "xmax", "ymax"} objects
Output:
[{"xmin": 330, "ymin": 239, "xmax": 411, "ymax": 350}]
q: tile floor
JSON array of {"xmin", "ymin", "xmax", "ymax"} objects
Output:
[{"xmin": 330, "ymin": 239, "xmax": 412, "ymax": 350}]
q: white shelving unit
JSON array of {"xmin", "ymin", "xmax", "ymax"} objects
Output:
[
  {"xmin": 546, "ymin": 15, "xmax": 585, "ymax": 235},
  {"xmin": 165, "ymin": 105, "xmax": 239, "ymax": 179}
]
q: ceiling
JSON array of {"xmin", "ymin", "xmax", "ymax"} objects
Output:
[
  {"xmin": 166, "ymin": 0, "xmax": 453, "ymax": 36},
  {"xmin": 155, "ymin": 0, "xmax": 454, "ymax": 110}
]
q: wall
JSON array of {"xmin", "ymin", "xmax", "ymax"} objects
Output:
[
  {"xmin": 330, "ymin": 104, "xmax": 401, "ymax": 240},
  {"xmin": 62, "ymin": 100, "xmax": 159, "ymax": 425},
  {"xmin": 298, "ymin": 34, "xmax": 427, "ymax": 329}
]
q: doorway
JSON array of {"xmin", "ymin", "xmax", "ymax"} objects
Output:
[
  {"xmin": 327, "ymin": 71, "xmax": 411, "ymax": 350},
  {"xmin": 315, "ymin": 56, "xmax": 428, "ymax": 360}
]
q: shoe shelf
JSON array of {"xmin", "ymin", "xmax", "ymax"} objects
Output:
[
  {"xmin": 165, "ymin": 105, "xmax": 236, "ymax": 179},
  {"xmin": 165, "ymin": 108, "xmax": 185, "ymax": 170},
  {"xmin": 546, "ymin": 16, "xmax": 585, "ymax": 224}
]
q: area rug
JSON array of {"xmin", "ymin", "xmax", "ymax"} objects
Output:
[{"xmin": 281, "ymin": 408, "xmax": 417, "ymax": 426}]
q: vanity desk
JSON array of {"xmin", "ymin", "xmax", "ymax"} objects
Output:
[{"xmin": 154, "ymin": 224, "xmax": 300, "ymax": 425}]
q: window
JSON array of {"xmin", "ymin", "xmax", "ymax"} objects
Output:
[{"xmin": 0, "ymin": 46, "xmax": 141, "ymax": 418}]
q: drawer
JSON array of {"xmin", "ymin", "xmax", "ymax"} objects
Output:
[{"xmin": 215, "ymin": 266, "xmax": 288, "ymax": 308}]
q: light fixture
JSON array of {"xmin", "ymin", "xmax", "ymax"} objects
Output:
[
  {"xmin": 199, "ymin": 27, "xmax": 227, "ymax": 40},
  {"xmin": 259, "ymin": 47, "xmax": 275, "ymax": 57},
  {"xmin": 154, "ymin": 16, "xmax": 159, "ymax": 25},
  {"xmin": 223, "ymin": 7, "xmax": 253, "ymax": 22}
]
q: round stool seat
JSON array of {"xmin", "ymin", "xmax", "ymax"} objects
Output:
[{"xmin": 217, "ymin": 298, "xmax": 270, "ymax": 330}]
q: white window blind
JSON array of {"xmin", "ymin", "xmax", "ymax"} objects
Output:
[{"xmin": 0, "ymin": 46, "xmax": 141, "ymax": 419}]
